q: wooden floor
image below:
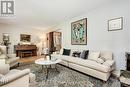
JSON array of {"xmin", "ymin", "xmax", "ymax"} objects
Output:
[{"xmin": 18, "ymin": 56, "xmax": 45, "ymax": 64}]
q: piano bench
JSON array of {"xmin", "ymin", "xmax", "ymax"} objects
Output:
[{"xmin": 20, "ymin": 51, "xmax": 33, "ymax": 58}]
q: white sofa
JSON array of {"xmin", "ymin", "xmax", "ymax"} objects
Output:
[
  {"xmin": 0, "ymin": 64, "xmax": 36, "ymax": 87},
  {"xmin": 52, "ymin": 50, "xmax": 115, "ymax": 81}
]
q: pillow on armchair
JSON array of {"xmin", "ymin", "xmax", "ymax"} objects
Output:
[{"xmin": 0, "ymin": 64, "xmax": 10, "ymax": 75}]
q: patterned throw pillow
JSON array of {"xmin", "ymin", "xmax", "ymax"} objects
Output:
[
  {"xmin": 80, "ymin": 50, "xmax": 89, "ymax": 59},
  {"xmin": 96, "ymin": 58, "xmax": 104, "ymax": 64},
  {"xmin": 72, "ymin": 51, "xmax": 81, "ymax": 57}
]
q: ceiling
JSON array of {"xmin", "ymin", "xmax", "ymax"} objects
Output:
[{"xmin": 0, "ymin": 0, "xmax": 113, "ymax": 30}]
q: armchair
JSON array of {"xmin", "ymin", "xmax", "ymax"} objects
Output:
[
  {"xmin": 0, "ymin": 45, "xmax": 19, "ymax": 67},
  {"xmin": 0, "ymin": 64, "xmax": 36, "ymax": 87}
]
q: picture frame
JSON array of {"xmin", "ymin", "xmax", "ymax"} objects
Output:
[
  {"xmin": 20, "ymin": 34, "xmax": 31, "ymax": 42},
  {"xmin": 108, "ymin": 17, "xmax": 123, "ymax": 31},
  {"xmin": 71, "ymin": 18, "xmax": 87, "ymax": 45}
]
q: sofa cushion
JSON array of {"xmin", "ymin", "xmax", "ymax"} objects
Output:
[
  {"xmin": 80, "ymin": 50, "xmax": 89, "ymax": 59},
  {"xmin": 0, "ymin": 54, "xmax": 8, "ymax": 59},
  {"xmin": 88, "ymin": 51, "xmax": 100, "ymax": 61},
  {"xmin": 62, "ymin": 48, "xmax": 71, "ymax": 56},
  {"xmin": 5, "ymin": 69, "xmax": 21, "ymax": 77},
  {"xmin": 100, "ymin": 51, "xmax": 113, "ymax": 60},
  {"xmin": 0, "ymin": 69, "xmax": 30, "ymax": 86},
  {"xmin": 79, "ymin": 59, "xmax": 110, "ymax": 72},
  {"xmin": 0, "ymin": 64, "xmax": 10, "ymax": 75},
  {"xmin": 71, "ymin": 57, "xmax": 110, "ymax": 73},
  {"xmin": 52, "ymin": 54, "xmax": 110, "ymax": 72}
]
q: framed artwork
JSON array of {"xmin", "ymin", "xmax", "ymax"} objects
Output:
[
  {"xmin": 71, "ymin": 18, "xmax": 87, "ymax": 45},
  {"xmin": 20, "ymin": 34, "xmax": 31, "ymax": 42},
  {"xmin": 108, "ymin": 17, "xmax": 123, "ymax": 31}
]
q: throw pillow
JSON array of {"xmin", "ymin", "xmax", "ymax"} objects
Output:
[
  {"xmin": 60, "ymin": 48, "xmax": 63, "ymax": 55},
  {"xmin": 62, "ymin": 48, "xmax": 71, "ymax": 56},
  {"xmin": 0, "ymin": 64, "xmax": 10, "ymax": 75},
  {"xmin": 72, "ymin": 51, "xmax": 81, "ymax": 57},
  {"xmin": 100, "ymin": 57, "xmax": 106, "ymax": 61},
  {"xmin": 80, "ymin": 50, "xmax": 89, "ymax": 59},
  {"xmin": 70, "ymin": 49, "xmax": 79, "ymax": 56},
  {"xmin": 100, "ymin": 51, "xmax": 113, "ymax": 60},
  {"xmin": 103, "ymin": 60, "xmax": 114, "ymax": 67},
  {"xmin": 96, "ymin": 58, "xmax": 104, "ymax": 64},
  {"xmin": 88, "ymin": 51, "xmax": 100, "ymax": 61}
]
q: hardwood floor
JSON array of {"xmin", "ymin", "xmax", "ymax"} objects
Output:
[{"xmin": 18, "ymin": 56, "xmax": 44, "ymax": 64}]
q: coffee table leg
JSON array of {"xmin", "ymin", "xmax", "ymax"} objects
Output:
[
  {"xmin": 46, "ymin": 67, "xmax": 49, "ymax": 80},
  {"xmin": 55, "ymin": 64, "xmax": 59, "ymax": 73},
  {"xmin": 42, "ymin": 65, "xmax": 43, "ymax": 70},
  {"xmin": 45, "ymin": 66, "xmax": 49, "ymax": 80}
]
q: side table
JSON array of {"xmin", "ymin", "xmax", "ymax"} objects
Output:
[{"xmin": 119, "ymin": 70, "xmax": 130, "ymax": 87}]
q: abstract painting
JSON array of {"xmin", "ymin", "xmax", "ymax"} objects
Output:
[{"xmin": 71, "ymin": 18, "xmax": 87, "ymax": 45}]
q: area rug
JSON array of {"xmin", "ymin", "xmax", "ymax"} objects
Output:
[{"xmin": 17, "ymin": 64, "xmax": 120, "ymax": 87}]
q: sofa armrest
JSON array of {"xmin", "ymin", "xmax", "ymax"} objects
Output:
[
  {"xmin": 7, "ymin": 54, "xmax": 16, "ymax": 58},
  {"xmin": 0, "ymin": 69, "xmax": 30, "ymax": 86}
]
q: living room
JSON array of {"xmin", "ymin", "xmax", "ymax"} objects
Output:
[{"xmin": 0, "ymin": 0, "xmax": 130, "ymax": 87}]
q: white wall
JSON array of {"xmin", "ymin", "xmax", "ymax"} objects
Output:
[
  {"xmin": 52, "ymin": 0, "xmax": 130, "ymax": 70},
  {"xmin": 0, "ymin": 23, "xmax": 45, "ymax": 55}
]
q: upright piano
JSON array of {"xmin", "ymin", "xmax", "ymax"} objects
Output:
[{"xmin": 14, "ymin": 45, "xmax": 37, "ymax": 57}]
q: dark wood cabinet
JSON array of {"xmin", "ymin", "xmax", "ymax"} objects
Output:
[
  {"xmin": 46, "ymin": 32, "xmax": 62, "ymax": 53},
  {"xmin": 14, "ymin": 45, "xmax": 37, "ymax": 58},
  {"xmin": 126, "ymin": 52, "xmax": 130, "ymax": 71},
  {"xmin": 47, "ymin": 32, "xmax": 55, "ymax": 53}
]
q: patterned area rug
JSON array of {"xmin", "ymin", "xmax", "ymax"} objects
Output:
[{"xmin": 17, "ymin": 64, "xmax": 120, "ymax": 87}]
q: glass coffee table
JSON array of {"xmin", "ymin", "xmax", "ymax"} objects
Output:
[{"xmin": 35, "ymin": 58, "xmax": 62, "ymax": 80}]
